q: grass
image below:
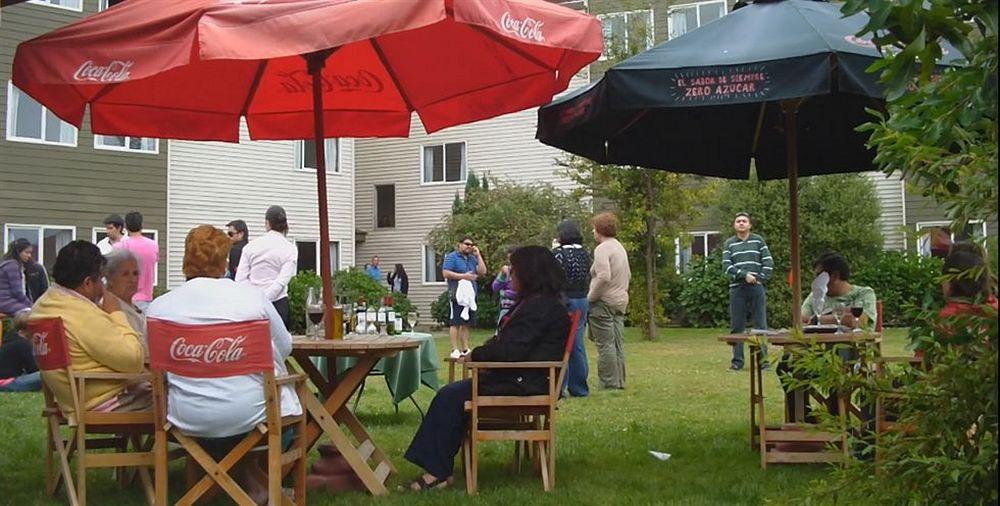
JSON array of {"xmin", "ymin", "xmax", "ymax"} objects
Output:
[{"xmin": 0, "ymin": 327, "xmax": 911, "ymax": 505}]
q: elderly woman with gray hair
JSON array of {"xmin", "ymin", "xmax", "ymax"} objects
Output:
[{"xmin": 104, "ymin": 248, "xmax": 147, "ymax": 353}]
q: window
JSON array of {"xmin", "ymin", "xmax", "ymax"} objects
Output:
[
  {"xmin": 98, "ymin": 0, "xmax": 126, "ymax": 10},
  {"xmin": 675, "ymin": 231, "xmax": 722, "ymax": 272},
  {"xmin": 296, "ymin": 139, "xmax": 340, "ymax": 172},
  {"xmin": 295, "ymin": 240, "xmax": 341, "ymax": 274},
  {"xmin": 421, "ymin": 142, "xmax": 466, "ymax": 184},
  {"xmin": 667, "ymin": 0, "xmax": 727, "ymax": 40},
  {"xmin": 597, "ymin": 10, "xmax": 654, "ymax": 60},
  {"xmin": 375, "ymin": 185, "xmax": 396, "ymax": 228},
  {"xmin": 916, "ymin": 221, "xmax": 988, "ymax": 258},
  {"xmin": 423, "ymin": 245, "xmax": 446, "ymax": 284},
  {"xmin": 6, "ymin": 82, "xmax": 78, "ymax": 146},
  {"xmin": 28, "ymin": 0, "xmax": 82, "ymax": 11},
  {"xmin": 95, "ymin": 135, "xmax": 159, "ymax": 153},
  {"xmin": 4, "ymin": 224, "xmax": 76, "ymax": 272}
]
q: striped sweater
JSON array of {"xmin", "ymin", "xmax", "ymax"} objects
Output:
[{"xmin": 722, "ymin": 233, "xmax": 774, "ymax": 288}]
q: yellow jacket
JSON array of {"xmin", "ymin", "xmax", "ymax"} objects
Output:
[{"xmin": 30, "ymin": 286, "xmax": 145, "ymax": 418}]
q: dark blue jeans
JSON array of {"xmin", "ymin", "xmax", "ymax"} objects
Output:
[
  {"xmin": 404, "ymin": 379, "xmax": 472, "ymax": 479},
  {"xmin": 729, "ymin": 283, "xmax": 768, "ymax": 368},
  {"xmin": 0, "ymin": 371, "xmax": 41, "ymax": 392},
  {"xmin": 562, "ymin": 298, "xmax": 590, "ymax": 397}
]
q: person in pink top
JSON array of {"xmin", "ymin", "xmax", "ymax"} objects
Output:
[{"xmin": 113, "ymin": 211, "xmax": 159, "ymax": 310}]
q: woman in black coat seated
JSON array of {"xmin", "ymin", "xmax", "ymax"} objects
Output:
[{"xmin": 404, "ymin": 245, "xmax": 570, "ymax": 490}]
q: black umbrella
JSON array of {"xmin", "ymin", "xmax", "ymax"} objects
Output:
[{"xmin": 537, "ymin": 0, "xmax": 959, "ymax": 326}]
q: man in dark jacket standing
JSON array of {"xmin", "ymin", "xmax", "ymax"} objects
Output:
[{"xmin": 226, "ymin": 219, "xmax": 249, "ymax": 279}]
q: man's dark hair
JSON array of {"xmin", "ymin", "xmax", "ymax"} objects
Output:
[
  {"xmin": 735, "ymin": 212, "xmax": 752, "ymax": 224},
  {"xmin": 943, "ymin": 242, "xmax": 990, "ymax": 298},
  {"xmin": 458, "ymin": 235, "xmax": 474, "ymax": 245},
  {"xmin": 556, "ymin": 219, "xmax": 583, "ymax": 245},
  {"xmin": 103, "ymin": 214, "xmax": 124, "ymax": 230},
  {"xmin": 124, "ymin": 211, "xmax": 143, "ymax": 233},
  {"xmin": 265, "ymin": 206, "xmax": 288, "ymax": 233},
  {"xmin": 226, "ymin": 219, "xmax": 249, "ymax": 240},
  {"xmin": 813, "ymin": 251, "xmax": 851, "ymax": 281},
  {"xmin": 510, "ymin": 246, "xmax": 565, "ymax": 299},
  {"xmin": 53, "ymin": 240, "xmax": 106, "ymax": 289}
]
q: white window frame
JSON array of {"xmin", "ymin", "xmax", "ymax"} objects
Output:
[
  {"xmin": 419, "ymin": 141, "xmax": 467, "ymax": 186},
  {"xmin": 666, "ymin": 0, "xmax": 728, "ymax": 40},
  {"xmin": 295, "ymin": 139, "xmax": 342, "ymax": 174},
  {"xmin": 674, "ymin": 230, "xmax": 720, "ymax": 273},
  {"xmin": 292, "ymin": 239, "xmax": 342, "ymax": 272},
  {"xmin": 5, "ymin": 81, "xmax": 78, "ymax": 147},
  {"xmin": 596, "ymin": 9, "xmax": 655, "ymax": 61},
  {"xmin": 94, "ymin": 134, "xmax": 160, "ymax": 154},
  {"xmin": 3, "ymin": 223, "xmax": 77, "ymax": 270},
  {"xmin": 422, "ymin": 245, "xmax": 447, "ymax": 285},
  {"xmin": 27, "ymin": 0, "xmax": 83, "ymax": 12},
  {"xmin": 915, "ymin": 220, "xmax": 988, "ymax": 257}
]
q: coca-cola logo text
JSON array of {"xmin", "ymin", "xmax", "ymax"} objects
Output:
[
  {"xmin": 500, "ymin": 11, "xmax": 545, "ymax": 42},
  {"xmin": 277, "ymin": 70, "xmax": 384, "ymax": 94},
  {"xmin": 32, "ymin": 332, "xmax": 50, "ymax": 356},
  {"xmin": 169, "ymin": 335, "xmax": 247, "ymax": 364},
  {"xmin": 73, "ymin": 60, "xmax": 134, "ymax": 83}
]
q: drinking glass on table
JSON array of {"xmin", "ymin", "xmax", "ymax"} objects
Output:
[
  {"xmin": 306, "ymin": 287, "xmax": 324, "ymax": 340},
  {"xmin": 850, "ymin": 306, "xmax": 864, "ymax": 331},
  {"xmin": 832, "ymin": 303, "xmax": 846, "ymax": 332}
]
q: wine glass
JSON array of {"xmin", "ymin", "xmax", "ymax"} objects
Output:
[
  {"xmin": 832, "ymin": 303, "xmax": 846, "ymax": 333},
  {"xmin": 306, "ymin": 287, "xmax": 324, "ymax": 340},
  {"xmin": 850, "ymin": 306, "xmax": 864, "ymax": 330},
  {"xmin": 407, "ymin": 312, "xmax": 420, "ymax": 332}
]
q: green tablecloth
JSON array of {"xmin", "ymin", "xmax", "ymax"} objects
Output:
[{"xmin": 332, "ymin": 332, "xmax": 440, "ymax": 405}]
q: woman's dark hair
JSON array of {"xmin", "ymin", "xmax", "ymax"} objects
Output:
[
  {"xmin": 943, "ymin": 242, "xmax": 990, "ymax": 298},
  {"xmin": 813, "ymin": 251, "xmax": 851, "ymax": 281},
  {"xmin": 393, "ymin": 263, "xmax": 407, "ymax": 278},
  {"xmin": 510, "ymin": 246, "xmax": 565, "ymax": 299},
  {"xmin": 3, "ymin": 238, "xmax": 33, "ymax": 264},
  {"xmin": 52, "ymin": 240, "xmax": 106, "ymax": 289},
  {"xmin": 226, "ymin": 219, "xmax": 249, "ymax": 239},
  {"xmin": 265, "ymin": 205, "xmax": 289, "ymax": 233},
  {"xmin": 556, "ymin": 219, "xmax": 583, "ymax": 245}
]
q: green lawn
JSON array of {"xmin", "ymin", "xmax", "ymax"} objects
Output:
[{"xmin": 0, "ymin": 328, "xmax": 910, "ymax": 505}]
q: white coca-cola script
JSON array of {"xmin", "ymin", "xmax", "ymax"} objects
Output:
[
  {"xmin": 73, "ymin": 60, "xmax": 134, "ymax": 83},
  {"xmin": 500, "ymin": 11, "xmax": 545, "ymax": 42},
  {"xmin": 32, "ymin": 332, "xmax": 50, "ymax": 356},
  {"xmin": 169, "ymin": 336, "xmax": 247, "ymax": 364}
]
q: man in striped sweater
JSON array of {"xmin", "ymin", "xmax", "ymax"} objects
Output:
[{"xmin": 722, "ymin": 212, "xmax": 774, "ymax": 371}]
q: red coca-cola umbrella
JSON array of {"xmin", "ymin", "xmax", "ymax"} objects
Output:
[{"xmin": 13, "ymin": 0, "xmax": 602, "ymax": 337}]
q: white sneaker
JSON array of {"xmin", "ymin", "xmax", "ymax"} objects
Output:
[
  {"xmin": 460, "ymin": 349, "xmax": 471, "ymax": 357},
  {"xmin": 449, "ymin": 349, "xmax": 462, "ymax": 360}
]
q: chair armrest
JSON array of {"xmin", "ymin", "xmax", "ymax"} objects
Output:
[
  {"xmin": 275, "ymin": 373, "xmax": 308, "ymax": 386},
  {"xmin": 73, "ymin": 371, "xmax": 151, "ymax": 380},
  {"xmin": 465, "ymin": 361, "xmax": 563, "ymax": 369}
]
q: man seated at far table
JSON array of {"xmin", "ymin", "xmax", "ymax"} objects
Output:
[
  {"xmin": 30, "ymin": 241, "xmax": 149, "ymax": 419},
  {"xmin": 801, "ymin": 252, "xmax": 877, "ymax": 331}
]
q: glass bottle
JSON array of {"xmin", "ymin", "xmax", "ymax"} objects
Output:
[
  {"xmin": 386, "ymin": 296, "xmax": 397, "ymax": 335},
  {"xmin": 354, "ymin": 296, "xmax": 367, "ymax": 334}
]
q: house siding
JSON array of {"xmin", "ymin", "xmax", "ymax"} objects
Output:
[
  {"xmin": 354, "ymin": 71, "xmax": 590, "ymax": 315},
  {"xmin": 904, "ymin": 184, "xmax": 998, "ymax": 251},
  {"xmin": 166, "ymin": 123, "xmax": 355, "ymax": 288},
  {"xmin": 867, "ymin": 171, "xmax": 906, "ymax": 250},
  {"xmin": 1, "ymin": 0, "xmax": 168, "ymax": 285}
]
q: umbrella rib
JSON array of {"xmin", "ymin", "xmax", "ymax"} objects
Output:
[
  {"xmin": 750, "ymin": 102, "xmax": 766, "ymax": 155},
  {"xmin": 369, "ymin": 38, "xmax": 415, "ymax": 113},
  {"xmin": 239, "ymin": 60, "xmax": 269, "ymax": 117}
]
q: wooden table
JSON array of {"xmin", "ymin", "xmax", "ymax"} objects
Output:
[
  {"xmin": 718, "ymin": 331, "xmax": 880, "ymax": 468},
  {"xmin": 288, "ymin": 335, "xmax": 420, "ymax": 495}
]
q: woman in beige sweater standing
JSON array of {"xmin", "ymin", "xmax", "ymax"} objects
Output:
[{"xmin": 587, "ymin": 213, "xmax": 631, "ymax": 389}]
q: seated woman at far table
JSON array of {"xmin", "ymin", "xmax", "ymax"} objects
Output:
[
  {"xmin": 801, "ymin": 252, "xmax": 877, "ymax": 331},
  {"xmin": 403, "ymin": 245, "xmax": 570, "ymax": 491}
]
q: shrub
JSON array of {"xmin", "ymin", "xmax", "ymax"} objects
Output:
[
  {"xmin": 288, "ymin": 271, "xmax": 322, "ymax": 335},
  {"xmin": 853, "ymin": 251, "xmax": 944, "ymax": 327},
  {"xmin": 676, "ymin": 251, "xmax": 731, "ymax": 327},
  {"xmin": 288, "ymin": 268, "xmax": 415, "ymax": 335}
]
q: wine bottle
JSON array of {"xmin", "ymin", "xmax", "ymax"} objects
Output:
[
  {"xmin": 386, "ymin": 296, "xmax": 397, "ymax": 335},
  {"xmin": 355, "ymin": 296, "xmax": 367, "ymax": 334}
]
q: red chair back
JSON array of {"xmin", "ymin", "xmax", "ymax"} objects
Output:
[
  {"xmin": 148, "ymin": 319, "xmax": 272, "ymax": 378},
  {"xmin": 876, "ymin": 300, "xmax": 884, "ymax": 333},
  {"xmin": 28, "ymin": 318, "xmax": 71, "ymax": 371},
  {"xmin": 563, "ymin": 310, "xmax": 582, "ymax": 358}
]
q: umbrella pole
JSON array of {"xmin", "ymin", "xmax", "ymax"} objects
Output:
[
  {"xmin": 781, "ymin": 99, "xmax": 803, "ymax": 330},
  {"xmin": 307, "ymin": 50, "xmax": 336, "ymax": 339}
]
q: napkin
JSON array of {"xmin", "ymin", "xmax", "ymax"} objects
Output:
[{"xmin": 810, "ymin": 272, "xmax": 830, "ymax": 317}]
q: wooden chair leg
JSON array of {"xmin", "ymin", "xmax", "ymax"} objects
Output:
[
  {"xmin": 468, "ymin": 436, "xmax": 479, "ymax": 495},
  {"xmin": 537, "ymin": 441, "xmax": 551, "ymax": 492},
  {"xmin": 155, "ymin": 430, "xmax": 168, "ymax": 506},
  {"xmin": 76, "ymin": 422, "xmax": 87, "ymax": 506},
  {"xmin": 512, "ymin": 439, "xmax": 522, "ymax": 473},
  {"xmin": 462, "ymin": 437, "xmax": 473, "ymax": 494},
  {"xmin": 268, "ymin": 429, "xmax": 282, "ymax": 506}
]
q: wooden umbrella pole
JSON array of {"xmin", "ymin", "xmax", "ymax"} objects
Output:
[
  {"xmin": 307, "ymin": 50, "xmax": 336, "ymax": 339},
  {"xmin": 781, "ymin": 99, "xmax": 803, "ymax": 329}
]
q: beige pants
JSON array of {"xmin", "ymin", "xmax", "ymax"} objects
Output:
[{"xmin": 588, "ymin": 301, "xmax": 626, "ymax": 389}]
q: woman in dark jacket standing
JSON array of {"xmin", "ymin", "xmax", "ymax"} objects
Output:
[
  {"xmin": 552, "ymin": 220, "xmax": 592, "ymax": 397},
  {"xmin": 404, "ymin": 246, "xmax": 569, "ymax": 490},
  {"xmin": 387, "ymin": 263, "xmax": 409, "ymax": 295}
]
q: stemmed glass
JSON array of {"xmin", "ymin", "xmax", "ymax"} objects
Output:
[
  {"xmin": 850, "ymin": 306, "xmax": 864, "ymax": 331},
  {"xmin": 407, "ymin": 312, "xmax": 420, "ymax": 332},
  {"xmin": 306, "ymin": 287, "xmax": 324, "ymax": 340},
  {"xmin": 832, "ymin": 303, "xmax": 847, "ymax": 333}
]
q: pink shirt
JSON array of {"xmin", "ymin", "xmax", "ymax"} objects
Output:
[{"xmin": 114, "ymin": 235, "xmax": 159, "ymax": 303}]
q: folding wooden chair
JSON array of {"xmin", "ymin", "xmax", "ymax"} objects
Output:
[
  {"xmin": 28, "ymin": 317, "xmax": 158, "ymax": 506},
  {"xmin": 147, "ymin": 318, "xmax": 308, "ymax": 506},
  {"xmin": 462, "ymin": 311, "xmax": 581, "ymax": 494}
]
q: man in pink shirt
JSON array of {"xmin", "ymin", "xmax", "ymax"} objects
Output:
[{"xmin": 113, "ymin": 211, "xmax": 159, "ymax": 310}]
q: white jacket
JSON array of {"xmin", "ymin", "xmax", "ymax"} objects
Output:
[{"xmin": 455, "ymin": 279, "xmax": 477, "ymax": 320}]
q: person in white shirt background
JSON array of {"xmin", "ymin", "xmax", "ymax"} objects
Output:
[
  {"xmin": 96, "ymin": 214, "xmax": 125, "ymax": 255},
  {"xmin": 235, "ymin": 205, "xmax": 297, "ymax": 329},
  {"xmin": 147, "ymin": 225, "xmax": 301, "ymax": 503}
]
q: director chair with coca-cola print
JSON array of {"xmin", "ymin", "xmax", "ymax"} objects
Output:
[
  {"xmin": 28, "ymin": 317, "xmax": 159, "ymax": 506},
  {"xmin": 147, "ymin": 318, "xmax": 308, "ymax": 506}
]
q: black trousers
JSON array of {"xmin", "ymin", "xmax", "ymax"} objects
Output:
[
  {"xmin": 272, "ymin": 297, "xmax": 290, "ymax": 330},
  {"xmin": 404, "ymin": 379, "xmax": 472, "ymax": 479}
]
